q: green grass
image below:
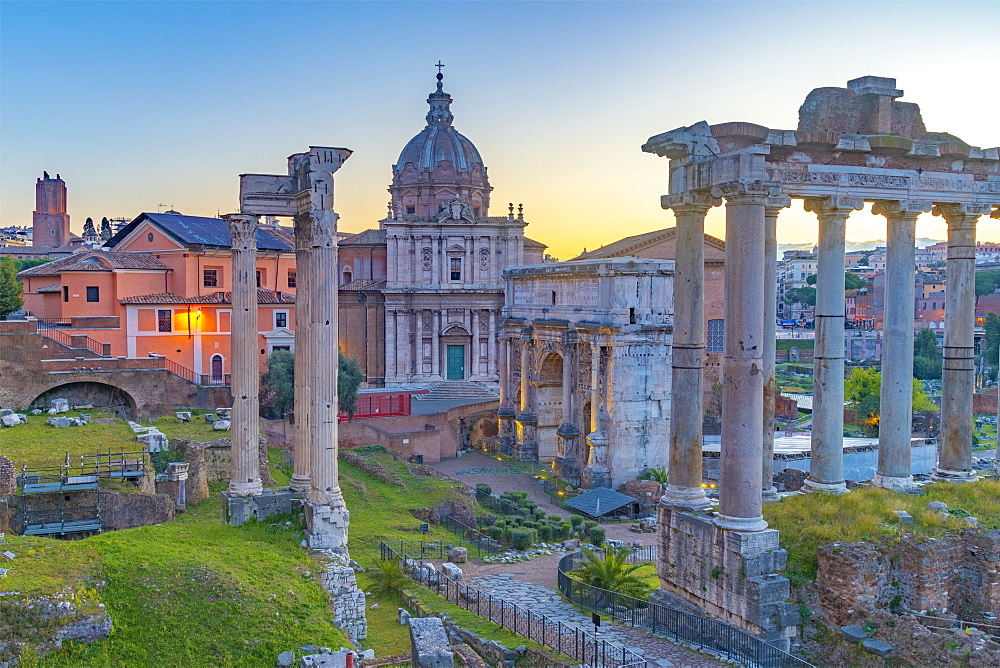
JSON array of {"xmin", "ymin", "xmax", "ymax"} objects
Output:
[
  {"xmin": 150, "ymin": 410, "xmax": 228, "ymax": 442},
  {"xmin": 776, "ymin": 339, "xmax": 814, "ymax": 351},
  {"xmin": 764, "ymin": 480, "xmax": 1000, "ymax": 583},
  {"xmin": 0, "ymin": 411, "xmax": 136, "ymax": 468}
]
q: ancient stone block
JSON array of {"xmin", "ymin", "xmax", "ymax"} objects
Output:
[
  {"xmin": 409, "ymin": 617, "xmax": 454, "ymax": 667},
  {"xmin": 841, "ymin": 625, "xmax": 868, "ymax": 642},
  {"xmin": 862, "ymin": 638, "xmax": 894, "ymax": 657},
  {"xmin": 48, "ymin": 416, "xmax": 72, "ymax": 428},
  {"xmin": 447, "ymin": 547, "xmax": 467, "ymax": 564},
  {"xmin": 213, "ymin": 420, "xmax": 231, "ymax": 431},
  {"xmin": 275, "ymin": 650, "xmax": 295, "ymax": 667},
  {"xmin": 399, "ymin": 608, "xmax": 411, "ymax": 625},
  {"xmin": 892, "ymin": 510, "xmax": 913, "ymax": 524},
  {"xmin": 0, "ymin": 409, "xmax": 13, "ymax": 417},
  {"xmin": 49, "ymin": 398, "xmax": 69, "ymax": 413},
  {"xmin": 1, "ymin": 414, "xmax": 20, "ymax": 427},
  {"xmin": 175, "ymin": 411, "xmax": 192, "ymax": 422},
  {"xmin": 441, "ymin": 562, "xmax": 462, "ymax": 581},
  {"xmin": 137, "ymin": 429, "xmax": 169, "ymax": 452}
]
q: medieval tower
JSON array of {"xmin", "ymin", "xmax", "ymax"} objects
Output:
[{"xmin": 33, "ymin": 172, "xmax": 70, "ymax": 247}]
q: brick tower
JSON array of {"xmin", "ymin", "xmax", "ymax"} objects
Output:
[{"xmin": 33, "ymin": 172, "xmax": 70, "ymax": 247}]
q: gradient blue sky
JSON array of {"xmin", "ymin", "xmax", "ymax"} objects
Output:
[{"xmin": 2, "ymin": 1, "xmax": 998, "ymax": 259}]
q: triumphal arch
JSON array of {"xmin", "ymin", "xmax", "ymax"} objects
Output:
[{"xmin": 643, "ymin": 76, "xmax": 1000, "ymax": 644}]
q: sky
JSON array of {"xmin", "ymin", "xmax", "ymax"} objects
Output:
[{"xmin": 2, "ymin": 1, "xmax": 998, "ymax": 260}]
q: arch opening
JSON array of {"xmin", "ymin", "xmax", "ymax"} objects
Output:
[{"xmin": 31, "ymin": 381, "xmax": 138, "ymax": 421}]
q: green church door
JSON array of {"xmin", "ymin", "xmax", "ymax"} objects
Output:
[{"xmin": 446, "ymin": 345, "xmax": 465, "ymax": 380}]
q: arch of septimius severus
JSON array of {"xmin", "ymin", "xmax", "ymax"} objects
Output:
[{"xmin": 643, "ymin": 76, "xmax": 999, "ymax": 644}]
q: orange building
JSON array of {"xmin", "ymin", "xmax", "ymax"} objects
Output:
[{"xmin": 18, "ymin": 212, "xmax": 297, "ymax": 384}]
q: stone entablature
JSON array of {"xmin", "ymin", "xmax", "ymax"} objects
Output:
[{"xmin": 500, "ymin": 258, "xmax": 674, "ymax": 488}]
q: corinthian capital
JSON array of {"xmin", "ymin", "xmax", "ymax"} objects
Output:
[
  {"xmin": 764, "ymin": 195, "xmax": 792, "ymax": 215},
  {"xmin": 310, "ymin": 210, "xmax": 339, "ymax": 248},
  {"xmin": 293, "ymin": 214, "xmax": 313, "ymax": 252},
  {"xmin": 661, "ymin": 190, "xmax": 721, "ymax": 214},
  {"xmin": 872, "ymin": 200, "xmax": 932, "ymax": 220},
  {"xmin": 932, "ymin": 202, "xmax": 992, "ymax": 227},
  {"xmin": 711, "ymin": 180, "xmax": 782, "ymax": 205},
  {"xmin": 223, "ymin": 213, "xmax": 259, "ymax": 251},
  {"xmin": 803, "ymin": 196, "xmax": 864, "ymax": 218}
]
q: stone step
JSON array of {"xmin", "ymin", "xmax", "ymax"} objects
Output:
[{"xmin": 413, "ymin": 381, "xmax": 499, "ymax": 401}]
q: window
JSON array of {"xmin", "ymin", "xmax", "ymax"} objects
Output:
[
  {"xmin": 707, "ymin": 319, "xmax": 725, "ymax": 353},
  {"xmin": 86, "ymin": 286, "xmax": 100, "ymax": 303},
  {"xmin": 271, "ymin": 345, "xmax": 290, "ymax": 352},
  {"xmin": 406, "ymin": 206, "xmax": 416, "ymax": 215},
  {"xmin": 63, "ymin": 286, "xmax": 69, "ymax": 302},
  {"xmin": 157, "ymin": 309, "xmax": 172, "ymax": 333},
  {"xmin": 473, "ymin": 207, "xmax": 480, "ymax": 218},
  {"xmin": 450, "ymin": 257, "xmax": 462, "ymax": 281},
  {"xmin": 255, "ymin": 270, "xmax": 262, "ymax": 288},
  {"xmin": 287, "ymin": 271, "xmax": 296, "ymax": 288},
  {"xmin": 275, "ymin": 311, "xmax": 288, "ymax": 328},
  {"xmin": 203, "ymin": 269, "xmax": 218, "ymax": 287},
  {"xmin": 147, "ymin": 232, "xmax": 154, "ymax": 242}
]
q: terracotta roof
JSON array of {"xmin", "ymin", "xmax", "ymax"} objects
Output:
[
  {"xmin": 523, "ymin": 237, "xmax": 547, "ymax": 249},
  {"xmin": 573, "ymin": 227, "xmax": 725, "ymax": 261},
  {"xmin": 340, "ymin": 229, "xmax": 387, "ymax": 245},
  {"xmin": 35, "ymin": 284, "xmax": 63, "ymax": 294},
  {"xmin": 120, "ymin": 289, "xmax": 295, "ymax": 305},
  {"xmin": 17, "ymin": 250, "xmax": 171, "ymax": 277},
  {"xmin": 340, "ymin": 278, "xmax": 386, "ymax": 291}
]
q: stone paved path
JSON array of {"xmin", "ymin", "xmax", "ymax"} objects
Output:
[{"xmin": 469, "ymin": 575, "xmax": 724, "ymax": 667}]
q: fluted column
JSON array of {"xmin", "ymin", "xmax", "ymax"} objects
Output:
[
  {"xmin": 934, "ymin": 203, "xmax": 989, "ymax": 482},
  {"xmin": 225, "ymin": 213, "xmax": 264, "ymax": 497},
  {"xmin": 487, "ymin": 310, "xmax": 497, "ymax": 377},
  {"xmin": 662, "ymin": 191, "xmax": 717, "ymax": 508},
  {"xmin": 556, "ymin": 329, "xmax": 581, "ymax": 478},
  {"xmin": 290, "ymin": 214, "xmax": 313, "ymax": 492},
  {"xmin": 498, "ymin": 333, "xmax": 516, "ymax": 454},
  {"xmin": 583, "ymin": 340, "xmax": 610, "ymax": 488},
  {"xmin": 762, "ymin": 196, "xmax": 790, "ymax": 497},
  {"xmin": 803, "ymin": 196, "xmax": 863, "ymax": 494},
  {"xmin": 712, "ymin": 181, "xmax": 779, "ymax": 532},
  {"xmin": 872, "ymin": 200, "xmax": 930, "ymax": 490},
  {"xmin": 385, "ymin": 309, "xmax": 397, "ymax": 382},
  {"xmin": 515, "ymin": 328, "xmax": 537, "ymax": 460}
]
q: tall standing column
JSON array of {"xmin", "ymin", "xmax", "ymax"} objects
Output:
[
  {"xmin": 225, "ymin": 213, "xmax": 264, "ymax": 497},
  {"xmin": 762, "ymin": 196, "xmax": 790, "ymax": 497},
  {"xmin": 515, "ymin": 329, "xmax": 538, "ymax": 460},
  {"xmin": 934, "ymin": 203, "xmax": 988, "ymax": 481},
  {"xmin": 432, "ymin": 311, "xmax": 441, "ymax": 378},
  {"xmin": 662, "ymin": 191, "xmax": 717, "ymax": 508},
  {"xmin": 290, "ymin": 214, "xmax": 313, "ymax": 492},
  {"xmin": 583, "ymin": 340, "xmax": 610, "ymax": 489},
  {"xmin": 872, "ymin": 200, "xmax": 930, "ymax": 490},
  {"xmin": 712, "ymin": 181, "xmax": 777, "ymax": 532},
  {"xmin": 498, "ymin": 333, "xmax": 516, "ymax": 454},
  {"xmin": 556, "ymin": 329, "xmax": 581, "ymax": 478},
  {"xmin": 803, "ymin": 197, "xmax": 862, "ymax": 494},
  {"xmin": 385, "ymin": 309, "xmax": 397, "ymax": 382}
]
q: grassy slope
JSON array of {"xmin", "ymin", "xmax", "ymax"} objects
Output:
[
  {"xmin": 151, "ymin": 410, "xmax": 226, "ymax": 442},
  {"xmin": 764, "ymin": 480, "xmax": 1000, "ymax": 582},
  {"xmin": 0, "ymin": 411, "xmax": 136, "ymax": 468}
]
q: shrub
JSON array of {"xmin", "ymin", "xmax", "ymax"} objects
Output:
[
  {"xmin": 584, "ymin": 520, "xmax": 598, "ymax": 531},
  {"xmin": 537, "ymin": 524, "xmax": 553, "ymax": 542},
  {"xmin": 523, "ymin": 500, "xmax": 538, "ymax": 511},
  {"xmin": 548, "ymin": 515, "xmax": 562, "ymax": 522},
  {"xmin": 570, "ymin": 514, "xmax": 584, "ymax": 528},
  {"xmin": 510, "ymin": 528, "xmax": 533, "ymax": 551},
  {"xmin": 559, "ymin": 521, "xmax": 572, "ymax": 539},
  {"xmin": 368, "ymin": 559, "xmax": 408, "ymax": 600},
  {"xmin": 489, "ymin": 526, "xmax": 505, "ymax": 541},
  {"xmin": 532, "ymin": 508, "xmax": 546, "ymax": 520},
  {"xmin": 589, "ymin": 526, "xmax": 606, "ymax": 546},
  {"xmin": 476, "ymin": 483, "xmax": 492, "ymax": 496}
]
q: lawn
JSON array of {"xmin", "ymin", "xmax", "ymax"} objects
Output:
[
  {"xmin": 151, "ymin": 410, "xmax": 229, "ymax": 442},
  {"xmin": 764, "ymin": 480, "xmax": 1000, "ymax": 583},
  {"xmin": 0, "ymin": 410, "xmax": 136, "ymax": 468}
]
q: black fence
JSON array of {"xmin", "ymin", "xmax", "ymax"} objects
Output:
[
  {"xmin": 381, "ymin": 541, "xmax": 644, "ymax": 667},
  {"xmin": 474, "ymin": 490, "xmax": 531, "ymax": 517},
  {"xmin": 558, "ymin": 550, "xmax": 813, "ymax": 668},
  {"xmin": 380, "ymin": 535, "xmax": 501, "ymax": 561},
  {"xmin": 441, "ymin": 515, "xmax": 503, "ymax": 552}
]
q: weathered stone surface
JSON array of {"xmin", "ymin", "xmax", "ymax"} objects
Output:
[
  {"xmin": 216, "ymin": 407, "xmax": 231, "ymax": 420},
  {"xmin": 276, "ymin": 650, "xmax": 295, "ymax": 666},
  {"xmin": 862, "ymin": 638, "xmax": 894, "ymax": 657},
  {"xmin": 213, "ymin": 420, "xmax": 231, "ymax": 431},
  {"xmin": 409, "ymin": 617, "xmax": 454, "ymax": 667},
  {"xmin": 840, "ymin": 625, "xmax": 868, "ymax": 642},
  {"xmin": 204, "ymin": 413, "xmax": 216, "ymax": 423},
  {"xmin": 48, "ymin": 416, "xmax": 72, "ymax": 428},
  {"xmin": 927, "ymin": 501, "xmax": 949, "ymax": 512},
  {"xmin": 1, "ymin": 414, "xmax": 21, "ymax": 427},
  {"xmin": 137, "ymin": 429, "xmax": 169, "ymax": 452},
  {"xmin": 892, "ymin": 510, "xmax": 913, "ymax": 524},
  {"xmin": 441, "ymin": 562, "xmax": 463, "ymax": 581},
  {"xmin": 447, "ymin": 546, "xmax": 467, "ymax": 564},
  {"xmin": 0, "ymin": 408, "xmax": 13, "ymax": 417},
  {"xmin": 398, "ymin": 608, "xmax": 411, "ymax": 625},
  {"xmin": 175, "ymin": 411, "xmax": 192, "ymax": 422},
  {"xmin": 49, "ymin": 398, "xmax": 69, "ymax": 413}
]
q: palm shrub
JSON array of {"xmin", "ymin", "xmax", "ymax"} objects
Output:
[
  {"xmin": 368, "ymin": 559, "xmax": 409, "ymax": 601},
  {"xmin": 642, "ymin": 467, "xmax": 668, "ymax": 484},
  {"xmin": 575, "ymin": 546, "xmax": 652, "ymax": 601},
  {"xmin": 589, "ymin": 526, "xmax": 606, "ymax": 546}
]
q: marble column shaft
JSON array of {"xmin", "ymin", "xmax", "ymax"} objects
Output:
[
  {"xmin": 290, "ymin": 215, "xmax": 313, "ymax": 492},
  {"xmin": 804, "ymin": 197, "xmax": 862, "ymax": 492},
  {"xmin": 663, "ymin": 193, "xmax": 716, "ymax": 508},
  {"xmin": 225, "ymin": 213, "xmax": 264, "ymax": 497},
  {"xmin": 936, "ymin": 203, "xmax": 987, "ymax": 480},
  {"xmin": 873, "ymin": 200, "xmax": 929, "ymax": 488},
  {"xmin": 712, "ymin": 181, "xmax": 777, "ymax": 532},
  {"xmin": 762, "ymin": 197, "xmax": 789, "ymax": 496}
]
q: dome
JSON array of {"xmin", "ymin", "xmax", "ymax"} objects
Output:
[{"xmin": 394, "ymin": 125, "xmax": 484, "ymax": 174}]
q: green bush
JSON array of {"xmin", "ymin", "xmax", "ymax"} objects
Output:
[
  {"xmin": 548, "ymin": 515, "xmax": 562, "ymax": 522},
  {"xmin": 489, "ymin": 526, "xmax": 505, "ymax": 541},
  {"xmin": 523, "ymin": 500, "xmax": 538, "ymax": 511},
  {"xmin": 510, "ymin": 529, "xmax": 534, "ymax": 551},
  {"xmin": 559, "ymin": 522, "xmax": 572, "ymax": 539},
  {"xmin": 584, "ymin": 520, "xmax": 598, "ymax": 531},
  {"xmin": 537, "ymin": 524, "xmax": 553, "ymax": 542},
  {"xmin": 476, "ymin": 483, "xmax": 492, "ymax": 496},
  {"xmin": 589, "ymin": 526, "xmax": 606, "ymax": 546},
  {"xmin": 532, "ymin": 508, "xmax": 546, "ymax": 520},
  {"xmin": 570, "ymin": 514, "xmax": 584, "ymax": 528}
]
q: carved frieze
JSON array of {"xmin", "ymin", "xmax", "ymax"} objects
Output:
[{"xmin": 421, "ymin": 248, "xmax": 432, "ymax": 271}]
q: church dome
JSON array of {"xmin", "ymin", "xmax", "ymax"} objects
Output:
[{"xmin": 389, "ymin": 70, "xmax": 492, "ymax": 220}]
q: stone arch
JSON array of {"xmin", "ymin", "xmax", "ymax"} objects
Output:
[
  {"xmin": 30, "ymin": 380, "xmax": 138, "ymax": 421},
  {"xmin": 536, "ymin": 352, "xmax": 563, "ymax": 461}
]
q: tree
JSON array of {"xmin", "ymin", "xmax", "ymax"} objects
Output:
[
  {"xmin": 83, "ymin": 217, "xmax": 96, "ymax": 236},
  {"xmin": 805, "ymin": 272, "xmax": 865, "ymax": 290},
  {"xmin": 100, "ymin": 217, "xmax": 113, "ymax": 240},
  {"xmin": 785, "ymin": 286, "xmax": 816, "ymax": 307},
  {"xmin": 367, "ymin": 559, "xmax": 409, "ymax": 601},
  {"xmin": 0, "ymin": 257, "xmax": 23, "ymax": 318},
  {"xmin": 983, "ymin": 312, "xmax": 1000, "ymax": 378},
  {"xmin": 913, "ymin": 328, "xmax": 942, "ymax": 380},
  {"xmin": 574, "ymin": 545, "xmax": 653, "ymax": 600},
  {"xmin": 976, "ymin": 270, "xmax": 1000, "ymax": 297},
  {"xmin": 259, "ymin": 349, "xmax": 364, "ymax": 418},
  {"xmin": 845, "ymin": 367, "xmax": 936, "ymax": 436}
]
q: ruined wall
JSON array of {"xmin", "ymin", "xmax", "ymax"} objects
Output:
[{"xmin": 817, "ymin": 531, "xmax": 1000, "ymax": 626}]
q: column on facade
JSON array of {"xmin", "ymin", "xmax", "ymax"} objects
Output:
[
  {"xmin": 762, "ymin": 196, "xmax": 790, "ymax": 497},
  {"xmin": 712, "ymin": 181, "xmax": 777, "ymax": 532},
  {"xmin": 556, "ymin": 328, "xmax": 581, "ymax": 470},
  {"xmin": 399, "ymin": 310, "xmax": 411, "ymax": 379},
  {"xmin": 872, "ymin": 200, "xmax": 930, "ymax": 490},
  {"xmin": 934, "ymin": 203, "xmax": 989, "ymax": 481},
  {"xmin": 470, "ymin": 309, "xmax": 480, "ymax": 377},
  {"xmin": 803, "ymin": 196, "xmax": 862, "ymax": 493},
  {"xmin": 290, "ymin": 215, "xmax": 313, "ymax": 492},
  {"xmin": 497, "ymin": 332, "xmax": 516, "ymax": 454},
  {"xmin": 662, "ymin": 191, "xmax": 717, "ymax": 508},
  {"xmin": 432, "ymin": 310, "xmax": 441, "ymax": 378},
  {"xmin": 385, "ymin": 309, "xmax": 397, "ymax": 381},
  {"xmin": 224, "ymin": 213, "xmax": 264, "ymax": 497},
  {"xmin": 515, "ymin": 328, "xmax": 538, "ymax": 459},
  {"xmin": 488, "ymin": 310, "xmax": 497, "ymax": 377},
  {"xmin": 583, "ymin": 340, "xmax": 609, "ymax": 487}
]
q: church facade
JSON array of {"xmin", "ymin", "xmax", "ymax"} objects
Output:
[{"xmin": 338, "ymin": 72, "xmax": 546, "ymax": 387}]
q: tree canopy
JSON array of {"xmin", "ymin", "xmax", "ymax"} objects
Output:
[
  {"xmin": 913, "ymin": 328, "xmax": 942, "ymax": 380},
  {"xmin": 845, "ymin": 366, "xmax": 936, "ymax": 436},
  {"xmin": 0, "ymin": 257, "xmax": 23, "ymax": 318},
  {"xmin": 976, "ymin": 270, "xmax": 1000, "ymax": 297},
  {"xmin": 805, "ymin": 272, "xmax": 865, "ymax": 290},
  {"xmin": 260, "ymin": 349, "xmax": 365, "ymax": 419}
]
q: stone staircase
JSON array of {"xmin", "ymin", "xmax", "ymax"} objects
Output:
[{"xmin": 413, "ymin": 381, "xmax": 499, "ymax": 402}]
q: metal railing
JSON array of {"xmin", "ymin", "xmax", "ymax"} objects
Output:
[
  {"xmin": 380, "ymin": 535, "xmax": 501, "ymax": 561},
  {"xmin": 914, "ymin": 614, "xmax": 1000, "ymax": 640},
  {"xmin": 441, "ymin": 515, "xmax": 502, "ymax": 550},
  {"xmin": 475, "ymin": 490, "xmax": 531, "ymax": 517},
  {"xmin": 35, "ymin": 320, "xmax": 110, "ymax": 357},
  {"xmin": 160, "ymin": 358, "xmax": 230, "ymax": 386},
  {"xmin": 381, "ymin": 541, "xmax": 645, "ymax": 667},
  {"xmin": 558, "ymin": 550, "xmax": 813, "ymax": 668}
]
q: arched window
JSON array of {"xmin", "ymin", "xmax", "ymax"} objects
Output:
[{"xmin": 342, "ymin": 266, "xmax": 353, "ymax": 285}]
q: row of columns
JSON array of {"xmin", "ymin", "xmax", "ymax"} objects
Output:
[
  {"xmin": 386, "ymin": 233, "xmax": 519, "ymax": 287},
  {"xmin": 385, "ymin": 307, "xmax": 499, "ymax": 381},
  {"xmin": 664, "ymin": 182, "xmax": 994, "ymax": 531}
]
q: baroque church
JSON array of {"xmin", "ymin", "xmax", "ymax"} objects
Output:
[{"xmin": 337, "ymin": 71, "xmax": 547, "ymax": 387}]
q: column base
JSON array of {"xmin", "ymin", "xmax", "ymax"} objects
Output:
[
  {"xmin": 305, "ymin": 502, "xmax": 350, "ymax": 549},
  {"xmin": 660, "ymin": 484, "xmax": 711, "ymax": 510},
  {"xmin": 762, "ymin": 486, "xmax": 778, "ymax": 501},
  {"xmin": 289, "ymin": 474, "xmax": 311, "ymax": 493},
  {"xmin": 221, "ymin": 488, "xmax": 304, "ymax": 526},
  {"xmin": 931, "ymin": 467, "xmax": 977, "ymax": 483},
  {"xmin": 581, "ymin": 466, "xmax": 611, "ymax": 490},
  {"xmin": 713, "ymin": 512, "xmax": 769, "ymax": 532},
  {"xmin": 553, "ymin": 456, "xmax": 581, "ymax": 483},
  {"xmin": 801, "ymin": 478, "xmax": 848, "ymax": 495},
  {"xmin": 227, "ymin": 479, "xmax": 264, "ymax": 497},
  {"xmin": 871, "ymin": 472, "xmax": 917, "ymax": 492},
  {"xmin": 497, "ymin": 436, "xmax": 515, "ymax": 457}
]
